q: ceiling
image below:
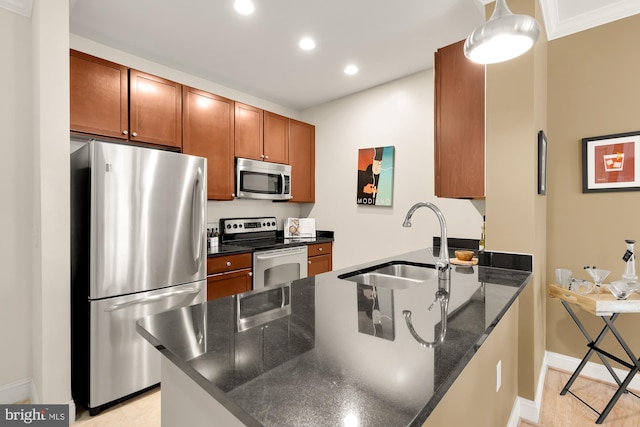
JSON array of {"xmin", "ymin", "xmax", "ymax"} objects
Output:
[{"xmin": 5, "ymin": 0, "xmax": 640, "ymax": 110}]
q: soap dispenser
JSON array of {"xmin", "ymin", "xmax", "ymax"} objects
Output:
[{"xmin": 622, "ymin": 239, "xmax": 638, "ymax": 284}]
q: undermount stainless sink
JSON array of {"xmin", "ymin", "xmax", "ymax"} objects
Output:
[{"xmin": 338, "ymin": 261, "xmax": 437, "ymax": 289}]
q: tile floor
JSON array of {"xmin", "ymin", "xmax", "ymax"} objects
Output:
[{"xmin": 74, "ymin": 388, "xmax": 160, "ymax": 426}]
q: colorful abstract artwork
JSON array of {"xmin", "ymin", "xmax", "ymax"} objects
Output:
[{"xmin": 356, "ymin": 146, "xmax": 394, "ymax": 206}]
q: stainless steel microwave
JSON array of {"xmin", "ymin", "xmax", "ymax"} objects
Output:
[{"xmin": 235, "ymin": 157, "xmax": 292, "ymax": 200}]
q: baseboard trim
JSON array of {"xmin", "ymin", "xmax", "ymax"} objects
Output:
[
  {"xmin": 507, "ymin": 350, "xmax": 640, "ymax": 426},
  {"xmin": 0, "ymin": 378, "xmax": 76, "ymax": 423},
  {"xmin": 546, "ymin": 350, "xmax": 640, "ymax": 391},
  {"xmin": 0, "ymin": 378, "xmax": 32, "ymax": 404}
]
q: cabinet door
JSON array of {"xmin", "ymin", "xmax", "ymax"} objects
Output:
[
  {"xmin": 263, "ymin": 111, "xmax": 289, "ymax": 164},
  {"xmin": 129, "ymin": 69, "xmax": 182, "ymax": 149},
  {"xmin": 434, "ymin": 40, "xmax": 485, "ymax": 198},
  {"xmin": 207, "ymin": 268, "xmax": 252, "ymax": 301},
  {"xmin": 234, "ymin": 102, "xmax": 264, "ymax": 161},
  {"xmin": 308, "ymin": 254, "xmax": 332, "ymax": 277},
  {"xmin": 289, "ymin": 119, "xmax": 315, "ymax": 203},
  {"xmin": 70, "ymin": 50, "xmax": 128, "ymax": 139},
  {"xmin": 183, "ymin": 86, "xmax": 235, "ymax": 200}
]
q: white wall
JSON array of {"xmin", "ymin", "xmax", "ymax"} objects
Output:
[
  {"xmin": 302, "ymin": 70, "xmax": 484, "ymax": 270},
  {"xmin": 0, "ymin": 7, "xmax": 33, "ymax": 391}
]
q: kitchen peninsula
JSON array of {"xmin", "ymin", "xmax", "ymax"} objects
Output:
[{"xmin": 137, "ymin": 248, "xmax": 532, "ymax": 426}]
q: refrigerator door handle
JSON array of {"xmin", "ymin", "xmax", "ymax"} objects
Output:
[
  {"xmin": 191, "ymin": 167, "xmax": 205, "ymax": 270},
  {"xmin": 104, "ymin": 287, "xmax": 202, "ymax": 312}
]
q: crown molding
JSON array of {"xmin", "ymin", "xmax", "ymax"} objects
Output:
[
  {"xmin": 0, "ymin": 0, "xmax": 33, "ymax": 17},
  {"xmin": 540, "ymin": 0, "xmax": 640, "ymax": 40}
]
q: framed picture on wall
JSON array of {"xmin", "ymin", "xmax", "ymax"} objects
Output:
[
  {"xmin": 538, "ymin": 130, "xmax": 547, "ymax": 195},
  {"xmin": 582, "ymin": 131, "xmax": 640, "ymax": 193},
  {"xmin": 356, "ymin": 146, "xmax": 395, "ymax": 206}
]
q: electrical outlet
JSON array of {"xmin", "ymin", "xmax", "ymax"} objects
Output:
[{"xmin": 496, "ymin": 360, "xmax": 502, "ymax": 392}]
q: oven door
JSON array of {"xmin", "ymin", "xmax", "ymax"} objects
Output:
[{"xmin": 252, "ymin": 245, "xmax": 308, "ymax": 289}]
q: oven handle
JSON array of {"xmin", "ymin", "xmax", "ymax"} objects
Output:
[{"xmin": 255, "ymin": 247, "xmax": 307, "ymax": 260}]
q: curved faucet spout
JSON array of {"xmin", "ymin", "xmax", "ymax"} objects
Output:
[{"xmin": 403, "ymin": 202, "xmax": 450, "ymax": 280}]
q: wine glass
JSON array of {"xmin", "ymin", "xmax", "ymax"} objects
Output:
[{"xmin": 584, "ymin": 267, "xmax": 610, "ymax": 294}]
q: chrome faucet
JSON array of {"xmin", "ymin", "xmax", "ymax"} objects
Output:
[{"xmin": 403, "ymin": 202, "xmax": 450, "ymax": 281}]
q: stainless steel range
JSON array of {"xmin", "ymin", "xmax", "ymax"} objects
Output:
[{"xmin": 220, "ymin": 217, "xmax": 308, "ymax": 289}]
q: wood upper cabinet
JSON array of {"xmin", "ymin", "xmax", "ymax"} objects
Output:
[
  {"xmin": 289, "ymin": 119, "xmax": 315, "ymax": 203},
  {"xmin": 234, "ymin": 103, "xmax": 289, "ymax": 164},
  {"xmin": 182, "ymin": 86, "xmax": 235, "ymax": 200},
  {"xmin": 70, "ymin": 50, "xmax": 128, "ymax": 140},
  {"xmin": 234, "ymin": 102, "xmax": 264, "ymax": 161},
  {"xmin": 263, "ymin": 111, "xmax": 289, "ymax": 164},
  {"xmin": 129, "ymin": 70, "xmax": 182, "ymax": 149},
  {"xmin": 70, "ymin": 50, "xmax": 182, "ymax": 149},
  {"xmin": 434, "ymin": 39, "xmax": 485, "ymax": 198}
]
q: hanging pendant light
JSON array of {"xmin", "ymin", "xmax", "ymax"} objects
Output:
[{"xmin": 464, "ymin": 0, "xmax": 540, "ymax": 64}]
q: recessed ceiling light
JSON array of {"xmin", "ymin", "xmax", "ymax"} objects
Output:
[
  {"xmin": 344, "ymin": 64, "xmax": 359, "ymax": 75},
  {"xmin": 299, "ymin": 37, "xmax": 316, "ymax": 51},
  {"xmin": 234, "ymin": 0, "xmax": 254, "ymax": 15}
]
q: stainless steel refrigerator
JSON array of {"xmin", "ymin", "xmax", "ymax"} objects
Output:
[{"xmin": 70, "ymin": 139, "xmax": 208, "ymax": 415}]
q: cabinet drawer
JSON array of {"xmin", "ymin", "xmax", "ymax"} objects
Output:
[
  {"xmin": 308, "ymin": 253, "xmax": 332, "ymax": 277},
  {"xmin": 207, "ymin": 268, "xmax": 252, "ymax": 301},
  {"xmin": 308, "ymin": 242, "xmax": 332, "ymax": 257},
  {"xmin": 207, "ymin": 252, "xmax": 252, "ymax": 274}
]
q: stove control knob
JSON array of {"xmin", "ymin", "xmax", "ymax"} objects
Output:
[
  {"xmin": 233, "ymin": 224, "xmax": 237, "ymax": 229},
  {"xmin": 226, "ymin": 224, "xmax": 231, "ymax": 229},
  {"xmin": 239, "ymin": 224, "xmax": 243, "ymax": 228}
]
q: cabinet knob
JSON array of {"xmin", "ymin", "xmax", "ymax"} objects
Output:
[
  {"xmin": 248, "ymin": 272, "xmax": 253, "ymax": 277},
  {"xmin": 226, "ymin": 261, "xmax": 232, "ymax": 267},
  {"xmin": 132, "ymin": 132, "xmax": 138, "ymax": 137},
  {"xmin": 308, "ymin": 261, "xmax": 311, "ymax": 264},
  {"xmin": 318, "ymin": 247, "xmax": 323, "ymax": 252},
  {"xmin": 122, "ymin": 130, "xmax": 128, "ymax": 135},
  {"xmin": 260, "ymin": 154, "xmax": 265, "ymax": 158},
  {"xmin": 264, "ymin": 155, "xmax": 269, "ymax": 159}
]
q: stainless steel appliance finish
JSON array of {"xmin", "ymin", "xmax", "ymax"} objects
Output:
[
  {"xmin": 71, "ymin": 138, "xmax": 208, "ymax": 414},
  {"xmin": 219, "ymin": 216, "xmax": 308, "ymax": 289},
  {"xmin": 253, "ymin": 246, "xmax": 308, "ymax": 289},
  {"xmin": 235, "ymin": 157, "xmax": 292, "ymax": 200}
]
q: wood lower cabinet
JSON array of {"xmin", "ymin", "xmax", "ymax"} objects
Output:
[
  {"xmin": 434, "ymin": 39, "xmax": 485, "ymax": 198},
  {"xmin": 70, "ymin": 50, "xmax": 128, "ymax": 140},
  {"xmin": 182, "ymin": 86, "xmax": 235, "ymax": 200},
  {"xmin": 70, "ymin": 50, "xmax": 182, "ymax": 149},
  {"xmin": 289, "ymin": 119, "xmax": 315, "ymax": 203},
  {"xmin": 207, "ymin": 252, "xmax": 252, "ymax": 300},
  {"xmin": 307, "ymin": 242, "xmax": 332, "ymax": 276}
]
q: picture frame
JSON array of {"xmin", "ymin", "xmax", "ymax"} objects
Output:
[
  {"xmin": 582, "ymin": 131, "xmax": 640, "ymax": 193},
  {"xmin": 538, "ymin": 130, "xmax": 547, "ymax": 195}
]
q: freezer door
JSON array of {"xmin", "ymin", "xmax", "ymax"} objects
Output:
[
  {"xmin": 90, "ymin": 141, "xmax": 207, "ymax": 299},
  {"xmin": 89, "ymin": 280, "xmax": 206, "ymax": 409}
]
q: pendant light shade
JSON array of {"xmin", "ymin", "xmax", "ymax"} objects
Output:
[{"xmin": 464, "ymin": 0, "xmax": 540, "ymax": 64}]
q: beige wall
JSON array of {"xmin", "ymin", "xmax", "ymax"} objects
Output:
[
  {"xmin": 547, "ymin": 14, "xmax": 640, "ymax": 361},
  {"xmin": 485, "ymin": 0, "xmax": 547, "ymax": 401},
  {"xmin": 424, "ymin": 302, "xmax": 519, "ymax": 427}
]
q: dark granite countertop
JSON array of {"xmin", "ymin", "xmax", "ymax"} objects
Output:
[
  {"xmin": 138, "ymin": 248, "xmax": 532, "ymax": 426},
  {"xmin": 207, "ymin": 232, "xmax": 334, "ymax": 257}
]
